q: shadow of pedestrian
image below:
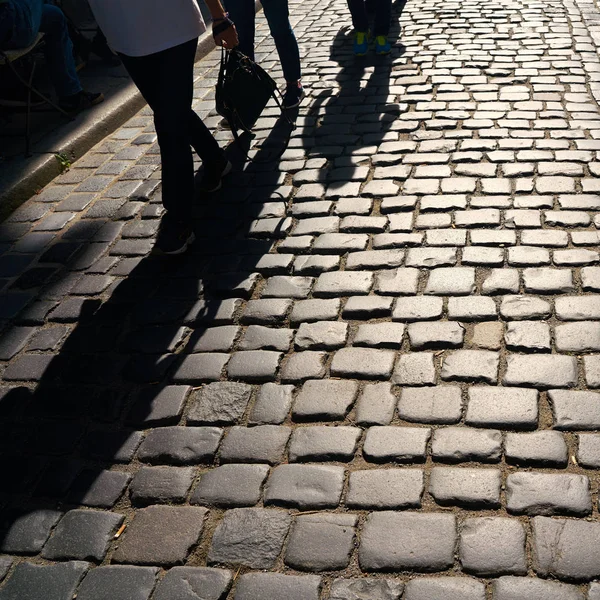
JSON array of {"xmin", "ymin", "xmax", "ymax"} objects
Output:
[
  {"xmin": 300, "ymin": 2, "xmax": 406, "ymax": 194},
  {"xmin": 0, "ymin": 109, "xmax": 296, "ymax": 572}
]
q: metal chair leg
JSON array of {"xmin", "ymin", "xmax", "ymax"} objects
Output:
[{"xmin": 24, "ymin": 56, "xmax": 36, "ymax": 157}]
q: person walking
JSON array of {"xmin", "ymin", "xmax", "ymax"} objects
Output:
[
  {"xmin": 224, "ymin": 0, "xmax": 304, "ymax": 109},
  {"xmin": 0, "ymin": 0, "xmax": 104, "ymax": 111},
  {"xmin": 87, "ymin": 0, "xmax": 238, "ymax": 255},
  {"xmin": 347, "ymin": 0, "xmax": 392, "ymax": 56}
]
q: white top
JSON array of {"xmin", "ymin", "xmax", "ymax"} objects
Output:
[{"xmin": 88, "ymin": 0, "xmax": 206, "ymax": 57}]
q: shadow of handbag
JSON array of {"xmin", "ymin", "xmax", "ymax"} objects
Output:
[{"xmin": 216, "ymin": 48, "xmax": 280, "ymax": 134}]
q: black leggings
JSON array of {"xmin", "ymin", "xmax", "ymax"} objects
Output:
[{"xmin": 120, "ymin": 38, "xmax": 224, "ymax": 219}]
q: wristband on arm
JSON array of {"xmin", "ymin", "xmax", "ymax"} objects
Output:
[{"xmin": 213, "ymin": 14, "xmax": 234, "ymax": 36}]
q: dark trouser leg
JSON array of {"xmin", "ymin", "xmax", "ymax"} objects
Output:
[
  {"xmin": 260, "ymin": 0, "xmax": 301, "ymax": 82},
  {"xmin": 120, "ymin": 38, "xmax": 223, "ymax": 220},
  {"xmin": 224, "ymin": 0, "xmax": 256, "ymax": 60},
  {"xmin": 373, "ymin": 0, "xmax": 392, "ymax": 36},
  {"xmin": 347, "ymin": 0, "xmax": 369, "ymax": 32}
]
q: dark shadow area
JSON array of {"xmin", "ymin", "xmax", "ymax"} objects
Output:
[
  {"xmin": 301, "ymin": 1, "xmax": 406, "ymax": 188},
  {"xmin": 0, "ymin": 109, "xmax": 297, "ymax": 556}
]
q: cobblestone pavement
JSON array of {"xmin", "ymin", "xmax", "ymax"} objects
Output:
[{"xmin": 1, "ymin": 0, "xmax": 600, "ymax": 597}]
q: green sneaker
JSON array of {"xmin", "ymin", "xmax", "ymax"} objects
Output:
[
  {"xmin": 353, "ymin": 31, "xmax": 369, "ymax": 56},
  {"xmin": 375, "ymin": 35, "xmax": 391, "ymax": 55}
]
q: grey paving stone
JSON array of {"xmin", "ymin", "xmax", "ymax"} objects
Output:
[
  {"xmin": 505, "ymin": 431, "xmax": 568, "ymax": 467},
  {"xmin": 290, "ymin": 299, "xmax": 340, "ymax": 323},
  {"xmin": 523, "ymin": 268, "xmax": 574, "ymax": 294},
  {"xmin": 504, "ymin": 354, "xmax": 578, "ymax": 388},
  {"xmin": 459, "ymin": 518, "xmax": 527, "ymax": 576},
  {"xmin": 392, "ymin": 352, "xmax": 436, "ymax": 385},
  {"xmin": 432, "ymin": 427, "xmax": 502, "ymax": 462},
  {"xmin": 285, "ymin": 513, "xmax": 357, "ymax": 571},
  {"xmin": 313, "ymin": 271, "xmax": 373, "ymax": 297},
  {"xmin": 280, "ymin": 351, "xmax": 327, "ymax": 382},
  {"xmin": 288, "ymin": 426, "xmax": 360, "ymax": 462},
  {"xmin": 375, "ymin": 268, "xmax": 419, "ymax": 295},
  {"xmin": 330, "ymin": 578, "xmax": 404, "ymax": 600},
  {"xmin": 264, "ymin": 464, "xmax": 345, "ymax": 509},
  {"xmin": 0, "ymin": 561, "xmax": 89, "ymax": 600},
  {"xmin": 343, "ymin": 296, "xmax": 393, "ymax": 319},
  {"xmin": 152, "ymin": 567, "xmax": 233, "ymax": 600},
  {"xmin": 359, "ymin": 512, "xmax": 456, "ymax": 571},
  {"xmin": 113, "ymin": 506, "xmax": 207, "ymax": 566},
  {"xmin": 42, "ymin": 509, "xmax": 123, "ymax": 561},
  {"xmin": 492, "ymin": 576, "xmax": 584, "ymax": 600},
  {"xmin": 129, "ymin": 466, "xmax": 195, "ymax": 505},
  {"xmin": 533, "ymin": 516, "xmax": 600, "ymax": 581},
  {"xmin": 577, "ymin": 434, "xmax": 600, "ymax": 468},
  {"xmin": 482, "ymin": 269, "xmax": 520, "ymax": 295},
  {"xmin": 393, "ymin": 296, "xmax": 443, "ymax": 321},
  {"xmin": 556, "ymin": 296, "xmax": 600, "ymax": 320},
  {"xmin": 239, "ymin": 326, "xmax": 293, "ymax": 352},
  {"xmin": 233, "ymin": 573, "xmax": 321, "ymax": 600},
  {"xmin": 294, "ymin": 255, "xmax": 339, "ymax": 275},
  {"xmin": 441, "ymin": 350, "xmax": 499, "ymax": 384},
  {"xmin": 591, "ymin": 584, "xmax": 600, "ymax": 600},
  {"xmin": 190, "ymin": 326, "xmax": 240, "ymax": 352},
  {"xmin": 330, "ymin": 347, "xmax": 395, "ymax": 379},
  {"xmin": 0, "ymin": 326, "xmax": 37, "ymax": 360},
  {"xmin": 353, "ymin": 323, "xmax": 405, "ymax": 349},
  {"xmin": 408, "ymin": 321, "xmax": 465, "ymax": 349},
  {"xmin": 555, "ymin": 322, "xmax": 600, "ymax": 352},
  {"xmin": 261, "ymin": 276, "xmax": 313, "ymax": 299},
  {"xmin": 295, "ymin": 321, "xmax": 348, "ymax": 350},
  {"xmin": 584, "ymin": 356, "xmax": 600, "ymax": 388},
  {"xmin": 466, "ymin": 386, "xmax": 538, "ymax": 429},
  {"xmin": 219, "ymin": 425, "xmax": 291, "ymax": 464},
  {"xmin": 346, "ymin": 249, "xmax": 405, "ymax": 270},
  {"xmin": 363, "ymin": 426, "xmax": 431, "ymax": 463},
  {"xmin": 187, "ymin": 382, "xmax": 252, "ymax": 425},
  {"xmin": 171, "ymin": 354, "xmax": 229, "ymax": 384},
  {"xmin": 0, "ymin": 558, "xmax": 11, "ymax": 582},
  {"xmin": 404, "ymin": 577, "xmax": 485, "ymax": 600},
  {"xmin": 500, "ymin": 295, "xmax": 552, "ymax": 320},
  {"xmin": 127, "ymin": 386, "xmax": 191, "ymax": 426},
  {"xmin": 550, "ymin": 390, "xmax": 600, "ymax": 430},
  {"xmin": 425, "ymin": 267, "xmax": 476, "ymax": 295},
  {"xmin": 249, "ymin": 383, "xmax": 294, "ymax": 424},
  {"xmin": 505, "ymin": 321, "xmax": 551, "ymax": 352},
  {"xmin": 191, "ymin": 463, "xmax": 269, "ymax": 508},
  {"xmin": 429, "ymin": 467, "xmax": 501, "ymax": 508},
  {"xmin": 227, "ymin": 350, "xmax": 282, "ymax": 382},
  {"xmin": 240, "ymin": 299, "xmax": 292, "ymax": 325},
  {"xmin": 355, "ymin": 382, "xmax": 397, "ymax": 425},
  {"xmin": 137, "ymin": 427, "xmax": 222, "ymax": 464},
  {"xmin": 0, "ymin": 509, "xmax": 62, "ymax": 554},
  {"xmin": 67, "ymin": 469, "xmax": 130, "ymax": 508},
  {"xmin": 399, "ymin": 386, "xmax": 462, "ymax": 424},
  {"xmin": 346, "ymin": 468, "xmax": 424, "ymax": 509},
  {"xmin": 293, "ymin": 379, "xmax": 358, "ymax": 420},
  {"xmin": 208, "ymin": 508, "xmax": 291, "ymax": 569},
  {"xmin": 447, "ymin": 297, "xmax": 497, "ymax": 321},
  {"xmin": 405, "ymin": 248, "xmax": 457, "ymax": 268},
  {"xmin": 75, "ymin": 566, "xmax": 159, "ymax": 600},
  {"xmin": 506, "ymin": 472, "xmax": 591, "ymax": 516}
]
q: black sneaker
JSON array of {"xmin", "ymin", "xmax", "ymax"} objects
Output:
[
  {"xmin": 283, "ymin": 83, "xmax": 305, "ymax": 109},
  {"xmin": 59, "ymin": 90, "xmax": 104, "ymax": 113},
  {"xmin": 199, "ymin": 158, "xmax": 232, "ymax": 192},
  {"xmin": 155, "ymin": 218, "xmax": 195, "ymax": 255}
]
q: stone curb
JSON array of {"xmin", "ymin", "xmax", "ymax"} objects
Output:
[{"xmin": 0, "ymin": 0, "xmax": 260, "ymax": 220}]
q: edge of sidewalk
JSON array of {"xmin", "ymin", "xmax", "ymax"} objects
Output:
[{"xmin": 0, "ymin": 2, "xmax": 259, "ymax": 221}]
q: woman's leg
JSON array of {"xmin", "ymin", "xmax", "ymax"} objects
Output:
[
  {"xmin": 259, "ymin": 0, "xmax": 301, "ymax": 83},
  {"xmin": 346, "ymin": 0, "xmax": 369, "ymax": 32},
  {"xmin": 224, "ymin": 0, "xmax": 256, "ymax": 60},
  {"xmin": 373, "ymin": 0, "xmax": 392, "ymax": 36},
  {"xmin": 120, "ymin": 38, "xmax": 222, "ymax": 221}
]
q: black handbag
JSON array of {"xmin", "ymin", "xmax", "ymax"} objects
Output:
[{"xmin": 215, "ymin": 48, "xmax": 280, "ymax": 135}]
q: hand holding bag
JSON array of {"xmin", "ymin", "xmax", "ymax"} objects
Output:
[{"xmin": 215, "ymin": 48, "xmax": 279, "ymax": 134}]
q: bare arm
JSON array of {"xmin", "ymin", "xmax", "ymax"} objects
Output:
[{"xmin": 204, "ymin": 0, "xmax": 239, "ymax": 48}]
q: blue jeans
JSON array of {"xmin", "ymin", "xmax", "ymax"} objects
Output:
[
  {"xmin": 225, "ymin": 0, "xmax": 301, "ymax": 82},
  {"xmin": 0, "ymin": 0, "xmax": 81, "ymax": 98},
  {"xmin": 347, "ymin": 0, "xmax": 391, "ymax": 36}
]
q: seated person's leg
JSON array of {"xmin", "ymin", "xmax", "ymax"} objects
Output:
[{"xmin": 39, "ymin": 4, "xmax": 103, "ymax": 109}]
